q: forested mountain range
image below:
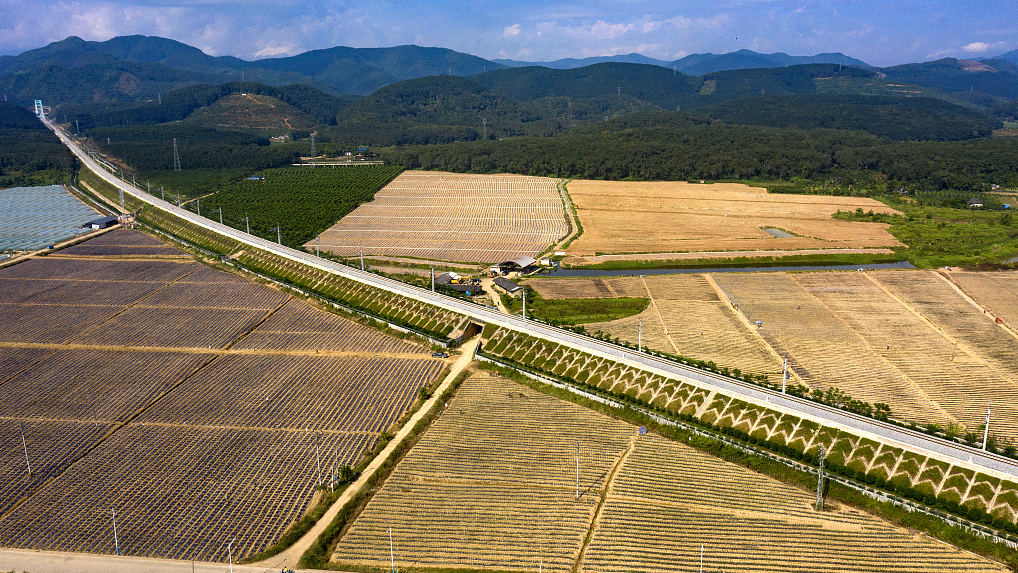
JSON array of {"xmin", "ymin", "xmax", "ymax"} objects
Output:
[
  {"xmin": 3, "ymin": 35, "xmax": 1017, "ymax": 109},
  {"xmin": 495, "ymin": 49, "xmax": 870, "ymax": 75}
]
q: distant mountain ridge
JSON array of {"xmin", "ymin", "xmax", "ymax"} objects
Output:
[{"xmin": 494, "ymin": 49, "xmax": 870, "ymax": 74}]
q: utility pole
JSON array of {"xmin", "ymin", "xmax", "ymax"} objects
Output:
[
  {"xmin": 160, "ymin": 186, "xmax": 164, "ymax": 201},
  {"xmin": 172, "ymin": 138, "xmax": 181, "ymax": 172},
  {"xmin": 217, "ymin": 206, "xmax": 223, "ymax": 225},
  {"xmin": 196, "ymin": 198, "xmax": 200, "ymax": 217},
  {"xmin": 575, "ymin": 442, "xmax": 579, "ymax": 500},
  {"xmin": 315, "ymin": 431, "xmax": 323, "ymax": 486},
  {"xmin": 111, "ymin": 509, "xmax": 120, "ymax": 555},
  {"xmin": 315, "ymin": 234, "xmax": 320, "ymax": 256},
  {"xmin": 816, "ymin": 445, "xmax": 826, "ymax": 511},
  {"xmin": 782, "ymin": 358, "xmax": 788, "ymax": 393},
  {"xmin": 119, "ymin": 187, "xmax": 125, "ymax": 215},
  {"xmin": 147, "ymin": 181, "xmax": 151, "ymax": 195},
  {"xmin": 522, "ymin": 287, "xmax": 526, "ymax": 320},
  {"xmin": 637, "ymin": 320, "xmax": 642, "ymax": 352},
  {"xmin": 310, "ymin": 133, "xmax": 316, "ymax": 164},
  {"xmin": 482, "ymin": 117, "xmax": 487, "ymax": 140},
  {"xmin": 243, "ymin": 213, "xmax": 250, "ymax": 234},
  {"xmin": 700, "ymin": 544, "xmax": 703, "ymax": 573},
  {"xmin": 228, "ymin": 538, "xmax": 234, "ymax": 573},
  {"xmin": 360, "ymin": 249, "xmax": 364, "ymax": 271},
  {"xmin": 431, "ymin": 267, "xmax": 435, "ymax": 292},
  {"xmin": 75, "ymin": 120, "xmax": 80, "ymax": 135},
  {"xmin": 18, "ymin": 421, "xmax": 31, "ymax": 476},
  {"xmin": 389, "ymin": 528, "xmax": 395, "ymax": 573},
  {"xmin": 981, "ymin": 400, "xmax": 989, "ymax": 449},
  {"xmin": 276, "ymin": 223, "xmax": 281, "ymax": 245}
]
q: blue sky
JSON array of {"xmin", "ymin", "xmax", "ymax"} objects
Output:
[{"xmin": 0, "ymin": 0, "xmax": 1014, "ymax": 67}]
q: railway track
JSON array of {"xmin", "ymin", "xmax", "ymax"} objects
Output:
[{"xmin": 44, "ymin": 117, "xmax": 1018, "ymax": 482}]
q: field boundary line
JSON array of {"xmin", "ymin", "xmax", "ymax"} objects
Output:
[
  {"xmin": 785, "ymin": 273, "xmax": 959, "ymax": 426},
  {"xmin": 703, "ymin": 273, "xmax": 793, "ymax": 381},
  {"xmin": 0, "ymin": 341, "xmax": 433, "ymax": 360},
  {"xmin": 223, "ymin": 294, "xmax": 293, "ymax": 350},
  {"xmin": 863, "ymin": 271, "xmax": 1017, "ymax": 387},
  {"xmin": 250, "ymin": 337, "xmax": 480, "ymax": 570},
  {"xmin": 61, "ymin": 264, "xmax": 203, "ymax": 345},
  {"xmin": 0, "ymin": 351, "xmax": 219, "ymax": 525},
  {"xmin": 935, "ymin": 271, "xmax": 1018, "ymax": 344},
  {"xmin": 545, "ymin": 178, "xmax": 581, "ymax": 256},
  {"xmin": 572, "ymin": 436, "xmax": 635, "ymax": 573},
  {"xmin": 639, "ymin": 276, "xmax": 681, "ymax": 356}
]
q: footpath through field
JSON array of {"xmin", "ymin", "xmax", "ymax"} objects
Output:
[
  {"xmin": 566, "ymin": 247, "xmax": 896, "ymax": 266},
  {"xmin": 0, "ymin": 339, "xmax": 479, "ymax": 573},
  {"xmin": 252, "ymin": 337, "xmax": 480, "ymax": 570}
]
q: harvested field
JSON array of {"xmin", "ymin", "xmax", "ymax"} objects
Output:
[
  {"xmin": 0, "ymin": 303, "xmax": 125, "ymax": 344},
  {"xmin": 712, "ymin": 272, "xmax": 952, "ymax": 426},
  {"xmin": 947, "ymin": 271, "xmax": 1018, "ymax": 331},
  {"xmin": 234, "ymin": 299, "xmax": 427, "ymax": 354},
  {"xmin": 0, "ymin": 420, "xmax": 115, "ymax": 515},
  {"xmin": 0, "ymin": 227, "xmax": 443, "ymax": 562},
  {"xmin": 332, "ymin": 374, "xmax": 634, "ymax": 573},
  {"xmin": 793, "ymin": 272, "xmax": 1018, "ymax": 438},
  {"xmin": 872, "ymin": 270, "xmax": 1018, "ymax": 382},
  {"xmin": 0, "ymin": 425, "xmax": 372, "ymax": 562},
  {"xmin": 138, "ymin": 354, "xmax": 441, "ymax": 432},
  {"xmin": 528, "ymin": 274, "xmax": 779, "ymax": 375},
  {"xmin": 563, "ymin": 180, "xmax": 902, "ymax": 260},
  {"xmin": 583, "ymin": 438, "xmax": 1004, "ymax": 573},
  {"xmin": 313, "ymin": 171, "xmax": 567, "ymax": 263},
  {"xmin": 0, "ymin": 347, "xmax": 50, "ymax": 382},
  {"xmin": 334, "ymin": 374, "xmax": 1003, "ymax": 573},
  {"xmin": 138, "ymin": 280, "xmax": 288, "ymax": 310},
  {"xmin": 73, "ymin": 306, "xmax": 272, "ymax": 349},
  {"xmin": 57, "ymin": 229, "xmax": 185, "ymax": 257},
  {"xmin": 0, "ymin": 349, "xmax": 210, "ymax": 422},
  {"xmin": 0, "ymin": 258, "xmax": 197, "ymax": 282}
]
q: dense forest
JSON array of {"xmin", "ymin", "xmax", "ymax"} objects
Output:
[
  {"xmin": 700, "ymin": 95, "xmax": 1000, "ymax": 141},
  {"xmin": 0, "ymin": 102, "xmax": 76, "ymax": 188},
  {"xmin": 382, "ymin": 111, "xmax": 1018, "ymax": 191}
]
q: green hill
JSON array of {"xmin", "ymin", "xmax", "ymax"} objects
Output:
[
  {"xmin": 700, "ymin": 95, "xmax": 1000, "ymax": 140},
  {"xmin": 882, "ymin": 58, "xmax": 1018, "ymax": 99}
]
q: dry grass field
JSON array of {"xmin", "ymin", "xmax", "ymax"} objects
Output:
[
  {"xmin": 532, "ymin": 269, "xmax": 1018, "ymax": 438},
  {"xmin": 333, "ymin": 373, "xmax": 1004, "ymax": 573},
  {"xmin": 525, "ymin": 274, "xmax": 781, "ymax": 376},
  {"xmin": 563, "ymin": 180, "xmax": 902, "ymax": 259},
  {"xmin": 946, "ymin": 271, "xmax": 1018, "ymax": 332},
  {"xmin": 313, "ymin": 171, "xmax": 568, "ymax": 263},
  {"xmin": 0, "ymin": 229, "xmax": 443, "ymax": 562}
]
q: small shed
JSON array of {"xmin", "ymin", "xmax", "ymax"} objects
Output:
[
  {"xmin": 247, "ymin": 175, "xmax": 264, "ymax": 181},
  {"xmin": 968, "ymin": 198, "xmax": 985, "ymax": 208},
  {"xmin": 493, "ymin": 277, "xmax": 523, "ymax": 296},
  {"xmin": 435, "ymin": 272, "xmax": 459, "ymax": 286},
  {"xmin": 83, "ymin": 216, "xmax": 119, "ymax": 230}
]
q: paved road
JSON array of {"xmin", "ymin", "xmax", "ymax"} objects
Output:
[{"xmin": 45, "ymin": 118, "xmax": 1018, "ymax": 482}]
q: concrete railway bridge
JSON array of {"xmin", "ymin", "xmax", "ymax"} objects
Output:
[{"xmin": 44, "ymin": 117, "xmax": 1018, "ymax": 489}]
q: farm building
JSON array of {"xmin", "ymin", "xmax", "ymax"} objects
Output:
[
  {"xmin": 968, "ymin": 198, "xmax": 985, "ymax": 208},
  {"xmin": 82, "ymin": 216, "xmax": 119, "ymax": 230},
  {"xmin": 493, "ymin": 277, "xmax": 522, "ymax": 297},
  {"xmin": 497, "ymin": 255, "xmax": 538, "ymax": 275}
]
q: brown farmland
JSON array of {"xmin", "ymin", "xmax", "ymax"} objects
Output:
[
  {"xmin": 0, "ymin": 228, "xmax": 443, "ymax": 562},
  {"xmin": 313, "ymin": 171, "xmax": 568, "ymax": 263},
  {"xmin": 332, "ymin": 374, "xmax": 1003, "ymax": 573},
  {"xmin": 564, "ymin": 180, "xmax": 903, "ymax": 261}
]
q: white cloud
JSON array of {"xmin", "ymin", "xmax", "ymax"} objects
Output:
[
  {"xmin": 503, "ymin": 23, "xmax": 520, "ymax": 38},
  {"xmin": 254, "ymin": 43, "xmax": 296, "ymax": 58},
  {"xmin": 587, "ymin": 20, "xmax": 634, "ymax": 40},
  {"xmin": 962, "ymin": 41, "xmax": 990, "ymax": 53}
]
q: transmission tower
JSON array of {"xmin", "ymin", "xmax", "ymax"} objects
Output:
[
  {"xmin": 815, "ymin": 445, "xmax": 826, "ymax": 511},
  {"xmin": 172, "ymin": 138, "xmax": 182, "ymax": 171},
  {"xmin": 482, "ymin": 118, "xmax": 487, "ymax": 140}
]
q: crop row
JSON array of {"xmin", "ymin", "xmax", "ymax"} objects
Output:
[
  {"xmin": 480, "ymin": 325, "xmax": 1018, "ymax": 526},
  {"xmin": 137, "ymin": 354, "xmax": 442, "ymax": 432},
  {"xmin": 234, "ymin": 299, "xmax": 427, "ymax": 355},
  {"xmin": 236, "ymin": 248, "xmax": 467, "ymax": 339},
  {"xmin": 0, "ymin": 425, "xmax": 371, "ymax": 562}
]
